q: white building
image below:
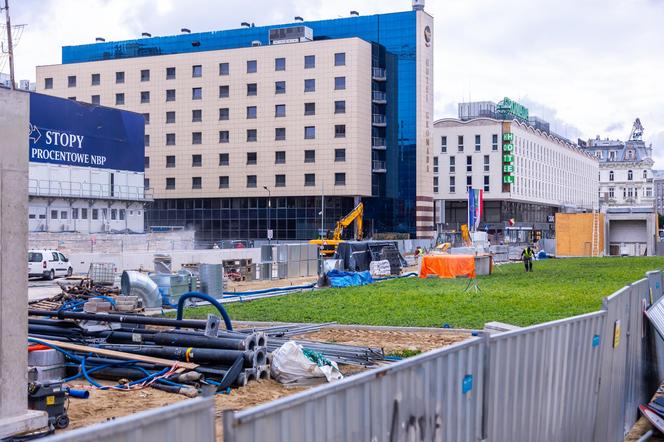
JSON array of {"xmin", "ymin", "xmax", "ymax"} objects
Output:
[{"xmin": 433, "ymin": 99, "xmax": 598, "ymax": 241}]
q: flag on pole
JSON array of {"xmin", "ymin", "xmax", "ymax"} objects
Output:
[{"xmin": 467, "ymin": 188, "xmax": 483, "ymax": 231}]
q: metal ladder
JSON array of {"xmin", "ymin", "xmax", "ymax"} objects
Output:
[{"xmin": 591, "ymin": 210, "xmax": 601, "ymax": 257}]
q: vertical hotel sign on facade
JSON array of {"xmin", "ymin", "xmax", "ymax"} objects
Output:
[{"xmin": 502, "ymin": 121, "xmax": 514, "ymax": 191}]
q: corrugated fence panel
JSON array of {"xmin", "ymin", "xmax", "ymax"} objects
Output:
[
  {"xmin": 486, "ymin": 311, "xmax": 605, "ymax": 442},
  {"xmin": 42, "ymin": 398, "xmax": 215, "ymax": 442},
  {"xmin": 224, "ymin": 337, "xmax": 485, "ymax": 442},
  {"xmin": 647, "ymin": 271, "xmax": 664, "ymax": 382}
]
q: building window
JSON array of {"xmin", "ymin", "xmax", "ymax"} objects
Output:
[
  {"xmin": 247, "ymin": 175, "xmax": 257, "ymax": 188},
  {"xmin": 643, "ymin": 170, "xmax": 648, "ymax": 179},
  {"xmin": 192, "ymin": 87, "xmax": 202, "ymax": 100},
  {"xmin": 81, "ymin": 208, "xmax": 88, "ymax": 219},
  {"xmin": 246, "ymin": 106, "xmax": 257, "ymax": 119},
  {"xmin": 115, "ymin": 71, "xmax": 124, "ymax": 84},
  {"xmin": 166, "ymin": 178, "xmax": 175, "ymax": 190},
  {"xmin": 219, "ymin": 85, "xmax": 229, "ymax": 98},
  {"xmin": 192, "ymin": 65, "xmax": 202, "ymax": 77},
  {"xmin": 275, "ymin": 104, "xmax": 286, "ymax": 117},
  {"xmin": 335, "ymin": 148, "xmax": 346, "ymax": 162},
  {"xmin": 304, "ymin": 102, "xmax": 316, "ymax": 116},
  {"xmin": 91, "ymin": 95, "xmax": 100, "ymax": 105},
  {"xmin": 466, "ymin": 176, "xmax": 472, "ymax": 187},
  {"xmin": 275, "ymin": 58, "xmax": 286, "ymax": 71},
  {"xmin": 246, "ymin": 152, "xmax": 257, "ymax": 165},
  {"xmin": 484, "ymin": 175, "xmax": 490, "ymax": 192},
  {"xmin": 628, "ymin": 170, "xmax": 633, "ymax": 181},
  {"xmin": 441, "ymin": 136, "xmax": 447, "ymax": 153},
  {"xmin": 219, "ymin": 176, "xmax": 229, "ymax": 188},
  {"xmin": 115, "ymin": 93, "xmax": 125, "ymax": 105},
  {"xmin": 119, "ymin": 209, "xmax": 125, "ymax": 221},
  {"xmin": 246, "ymin": 60, "xmax": 257, "ymax": 73},
  {"xmin": 475, "ymin": 135, "xmax": 481, "ymax": 151},
  {"xmin": 304, "ymin": 55, "xmax": 315, "ymax": 69},
  {"xmin": 609, "ymin": 187, "xmax": 615, "ymax": 198},
  {"xmin": 219, "ymin": 153, "xmax": 229, "ymax": 166},
  {"xmin": 142, "ymin": 113, "xmax": 150, "ymax": 125},
  {"xmin": 72, "ymin": 208, "xmax": 79, "ymax": 219},
  {"xmin": 144, "ymin": 134, "xmax": 150, "ymax": 147},
  {"xmin": 140, "ymin": 91, "xmax": 150, "ymax": 103},
  {"xmin": 50, "ymin": 210, "xmax": 59, "ymax": 220},
  {"xmin": 609, "ymin": 170, "xmax": 614, "ymax": 181},
  {"xmin": 44, "ymin": 78, "xmax": 53, "ymax": 89},
  {"xmin": 334, "ymin": 76, "xmax": 346, "ymax": 90},
  {"xmin": 166, "ymin": 89, "xmax": 176, "ymax": 101},
  {"xmin": 247, "ymin": 129, "xmax": 257, "ymax": 142},
  {"xmin": 433, "ymin": 176, "xmax": 439, "ymax": 193},
  {"xmin": 91, "ymin": 73, "xmax": 100, "ymax": 85},
  {"xmin": 609, "ymin": 151, "xmax": 616, "ymax": 161},
  {"xmin": 68, "ymin": 96, "xmax": 76, "ymax": 101},
  {"xmin": 484, "ymin": 155, "xmax": 490, "ymax": 172},
  {"xmin": 110, "ymin": 209, "xmax": 117, "ymax": 220},
  {"xmin": 166, "ymin": 133, "xmax": 176, "ymax": 145},
  {"xmin": 275, "ymin": 151, "xmax": 286, "ymax": 164},
  {"xmin": 68, "ymin": 75, "xmax": 77, "ymax": 87},
  {"xmin": 433, "ymin": 156, "xmax": 438, "ymax": 173},
  {"xmin": 166, "ymin": 67, "xmax": 176, "ymax": 79},
  {"xmin": 450, "ymin": 176, "xmax": 456, "ymax": 193},
  {"xmin": 275, "ymin": 81, "xmax": 286, "ymax": 94},
  {"xmin": 166, "ymin": 111, "xmax": 175, "ymax": 124},
  {"xmin": 144, "ymin": 156, "xmax": 150, "ymax": 168},
  {"xmin": 334, "ymin": 125, "xmax": 346, "ymax": 138},
  {"xmin": 219, "ymin": 108, "xmax": 229, "ymax": 120},
  {"xmin": 646, "ymin": 187, "xmax": 653, "ymax": 197},
  {"xmin": 247, "ymin": 83, "xmax": 257, "ymax": 96},
  {"xmin": 304, "ymin": 79, "xmax": 315, "ymax": 92},
  {"xmin": 304, "ymin": 150, "xmax": 315, "ymax": 163},
  {"xmin": 275, "ymin": 127, "xmax": 286, "ymax": 140},
  {"xmin": 304, "ymin": 173, "xmax": 316, "ymax": 187},
  {"xmin": 192, "ymin": 154, "xmax": 202, "ymax": 167},
  {"xmin": 275, "ymin": 174, "xmax": 286, "ymax": 187},
  {"xmin": 192, "ymin": 177, "xmax": 202, "ymax": 189},
  {"xmin": 192, "ymin": 109, "xmax": 202, "ymax": 122},
  {"xmin": 449, "ymin": 156, "xmax": 456, "ymax": 173},
  {"xmin": 140, "ymin": 69, "xmax": 150, "ymax": 82},
  {"xmin": 335, "ymin": 100, "xmax": 346, "ymax": 114},
  {"xmin": 192, "ymin": 132, "xmax": 202, "ymax": 144},
  {"xmin": 492, "ymin": 134, "xmax": 498, "ymax": 151},
  {"xmin": 335, "ymin": 172, "xmax": 346, "ymax": 186},
  {"xmin": 219, "ymin": 131, "xmax": 229, "ymax": 143},
  {"xmin": 334, "ymin": 52, "xmax": 346, "ymax": 66},
  {"xmin": 304, "ymin": 126, "xmax": 316, "ymax": 139},
  {"xmin": 466, "ymin": 155, "xmax": 472, "ymax": 172},
  {"xmin": 219, "ymin": 62, "xmax": 229, "ymax": 76},
  {"xmin": 458, "ymin": 135, "xmax": 464, "ymax": 152},
  {"xmin": 166, "ymin": 155, "xmax": 176, "ymax": 168}
]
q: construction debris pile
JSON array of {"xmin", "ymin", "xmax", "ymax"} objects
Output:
[{"xmin": 29, "ymin": 278, "xmax": 140, "ymax": 314}]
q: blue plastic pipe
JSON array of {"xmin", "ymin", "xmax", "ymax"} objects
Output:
[{"xmin": 176, "ymin": 291, "xmax": 233, "ymax": 331}]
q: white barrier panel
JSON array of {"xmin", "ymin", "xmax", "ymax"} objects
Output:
[
  {"xmin": 224, "ymin": 337, "xmax": 485, "ymax": 442},
  {"xmin": 42, "ymin": 397, "xmax": 215, "ymax": 442}
]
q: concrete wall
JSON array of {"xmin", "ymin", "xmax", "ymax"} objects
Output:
[
  {"xmin": 29, "ymin": 230, "xmax": 195, "ymax": 253},
  {"xmin": 555, "ymin": 213, "xmax": 605, "ymax": 257}
]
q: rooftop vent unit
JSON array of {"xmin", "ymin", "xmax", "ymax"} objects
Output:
[
  {"xmin": 294, "ymin": 16, "xmax": 304, "ymax": 22},
  {"xmin": 141, "ymin": 32, "xmax": 152, "ymax": 38},
  {"xmin": 251, "ymin": 40, "xmax": 262, "ymax": 47},
  {"xmin": 269, "ymin": 26, "xmax": 313, "ymax": 45},
  {"xmin": 181, "ymin": 28, "xmax": 191, "ymax": 34},
  {"xmin": 241, "ymin": 22, "xmax": 251, "ymax": 28},
  {"xmin": 350, "ymin": 11, "xmax": 359, "ymax": 16},
  {"xmin": 95, "ymin": 37, "xmax": 105, "ymax": 42}
]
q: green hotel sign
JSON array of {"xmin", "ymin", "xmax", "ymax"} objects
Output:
[
  {"xmin": 497, "ymin": 97, "xmax": 529, "ymax": 121},
  {"xmin": 502, "ymin": 131, "xmax": 515, "ymax": 186}
]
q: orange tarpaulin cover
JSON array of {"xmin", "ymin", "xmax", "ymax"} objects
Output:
[{"xmin": 419, "ymin": 255, "xmax": 476, "ymax": 279}]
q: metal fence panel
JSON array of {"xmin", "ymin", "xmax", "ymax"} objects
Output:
[
  {"xmin": 42, "ymin": 398, "xmax": 215, "ymax": 442},
  {"xmin": 224, "ymin": 337, "xmax": 485, "ymax": 442},
  {"xmin": 486, "ymin": 311, "xmax": 605, "ymax": 442}
]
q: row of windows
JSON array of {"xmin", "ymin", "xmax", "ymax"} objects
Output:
[
  {"xmin": 145, "ymin": 149, "xmax": 346, "ymax": 168},
  {"xmin": 445, "ymin": 176, "xmax": 491, "ymax": 193},
  {"xmin": 440, "ymin": 155, "xmax": 491, "ymax": 174},
  {"xmin": 46, "ymin": 53, "xmax": 348, "ymax": 89},
  {"xmin": 440, "ymin": 134, "xmax": 499, "ymax": 153},
  {"xmin": 607, "ymin": 170, "xmax": 648, "ymax": 181},
  {"xmin": 152, "ymin": 173, "xmax": 347, "ymax": 190},
  {"xmin": 72, "ymin": 79, "xmax": 346, "ymax": 106},
  {"xmin": 602, "ymin": 187, "xmax": 653, "ymax": 199},
  {"xmin": 144, "ymin": 125, "xmax": 347, "ymax": 146},
  {"xmin": 32, "ymin": 208, "xmax": 133, "ymax": 221}
]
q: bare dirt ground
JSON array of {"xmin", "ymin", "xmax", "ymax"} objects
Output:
[
  {"xmin": 63, "ymin": 326, "xmax": 470, "ymax": 440},
  {"xmin": 225, "ymin": 275, "xmax": 318, "ymax": 292}
]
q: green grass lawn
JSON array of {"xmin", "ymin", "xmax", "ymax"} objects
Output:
[{"xmin": 180, "ymin": 257, "xmax": 664, "ymax": 329}]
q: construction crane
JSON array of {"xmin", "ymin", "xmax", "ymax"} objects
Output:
[{"xmin": 309, "ymin": 202, "xmax": 363, "ymax": 256}]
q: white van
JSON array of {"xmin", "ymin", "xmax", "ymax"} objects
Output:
[{"xmin": 28, "ymin": 250, "xmax": 73, "ymax": 280}]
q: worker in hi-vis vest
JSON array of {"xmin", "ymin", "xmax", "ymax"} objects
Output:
[{"xmin": 521, "ymin": 246, "xmax": 535, "ymax": 272}]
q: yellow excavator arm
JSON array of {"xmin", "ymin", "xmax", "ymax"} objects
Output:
[{"xmin": 332, "ymin": 202, "xmax": 364, "ymax": 241}]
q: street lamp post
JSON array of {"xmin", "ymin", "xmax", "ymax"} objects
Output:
[{"xmin": 263, "ymin": 186, "xmax": 272, "ymax": 244}]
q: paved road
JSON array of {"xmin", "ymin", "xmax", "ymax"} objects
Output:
[{"xmin": 28, "ymin": 277, "xmax": 64, "ymax": 301}]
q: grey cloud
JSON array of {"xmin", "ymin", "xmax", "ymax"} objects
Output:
[
  {"xmin": 605, "ymin": 122, "xmax": 624, "ymax": 132},
  {"xmin": 518, "ymin": 96, "xmax": 584, "ymax": 140}
]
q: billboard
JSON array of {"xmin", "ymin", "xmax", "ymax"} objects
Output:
[{"xmin": 29, "ymin": 92, "xmax": 144, "ymax": 172}]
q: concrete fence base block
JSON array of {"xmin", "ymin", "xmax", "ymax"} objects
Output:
[
  {"xmin": 0, "ymin": 410, "xmax": 48, "ymax": 439},
  {"xmin": 483, "ymin": 321, "xmax": 522, "ymax": 335}
]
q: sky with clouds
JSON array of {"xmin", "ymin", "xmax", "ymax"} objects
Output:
[{"xmin": 5, "ymin": 0, "xmax": 664, "ymax": 165}]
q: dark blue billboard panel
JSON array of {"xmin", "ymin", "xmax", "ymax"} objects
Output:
[{"xmin": 29, "ymin": 92, "xmax": 144, "ymax": 172}]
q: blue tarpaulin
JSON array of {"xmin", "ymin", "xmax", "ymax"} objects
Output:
[{"xmin": 327, "ymin": 270, "xmax": 373, "ymax": 288}]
